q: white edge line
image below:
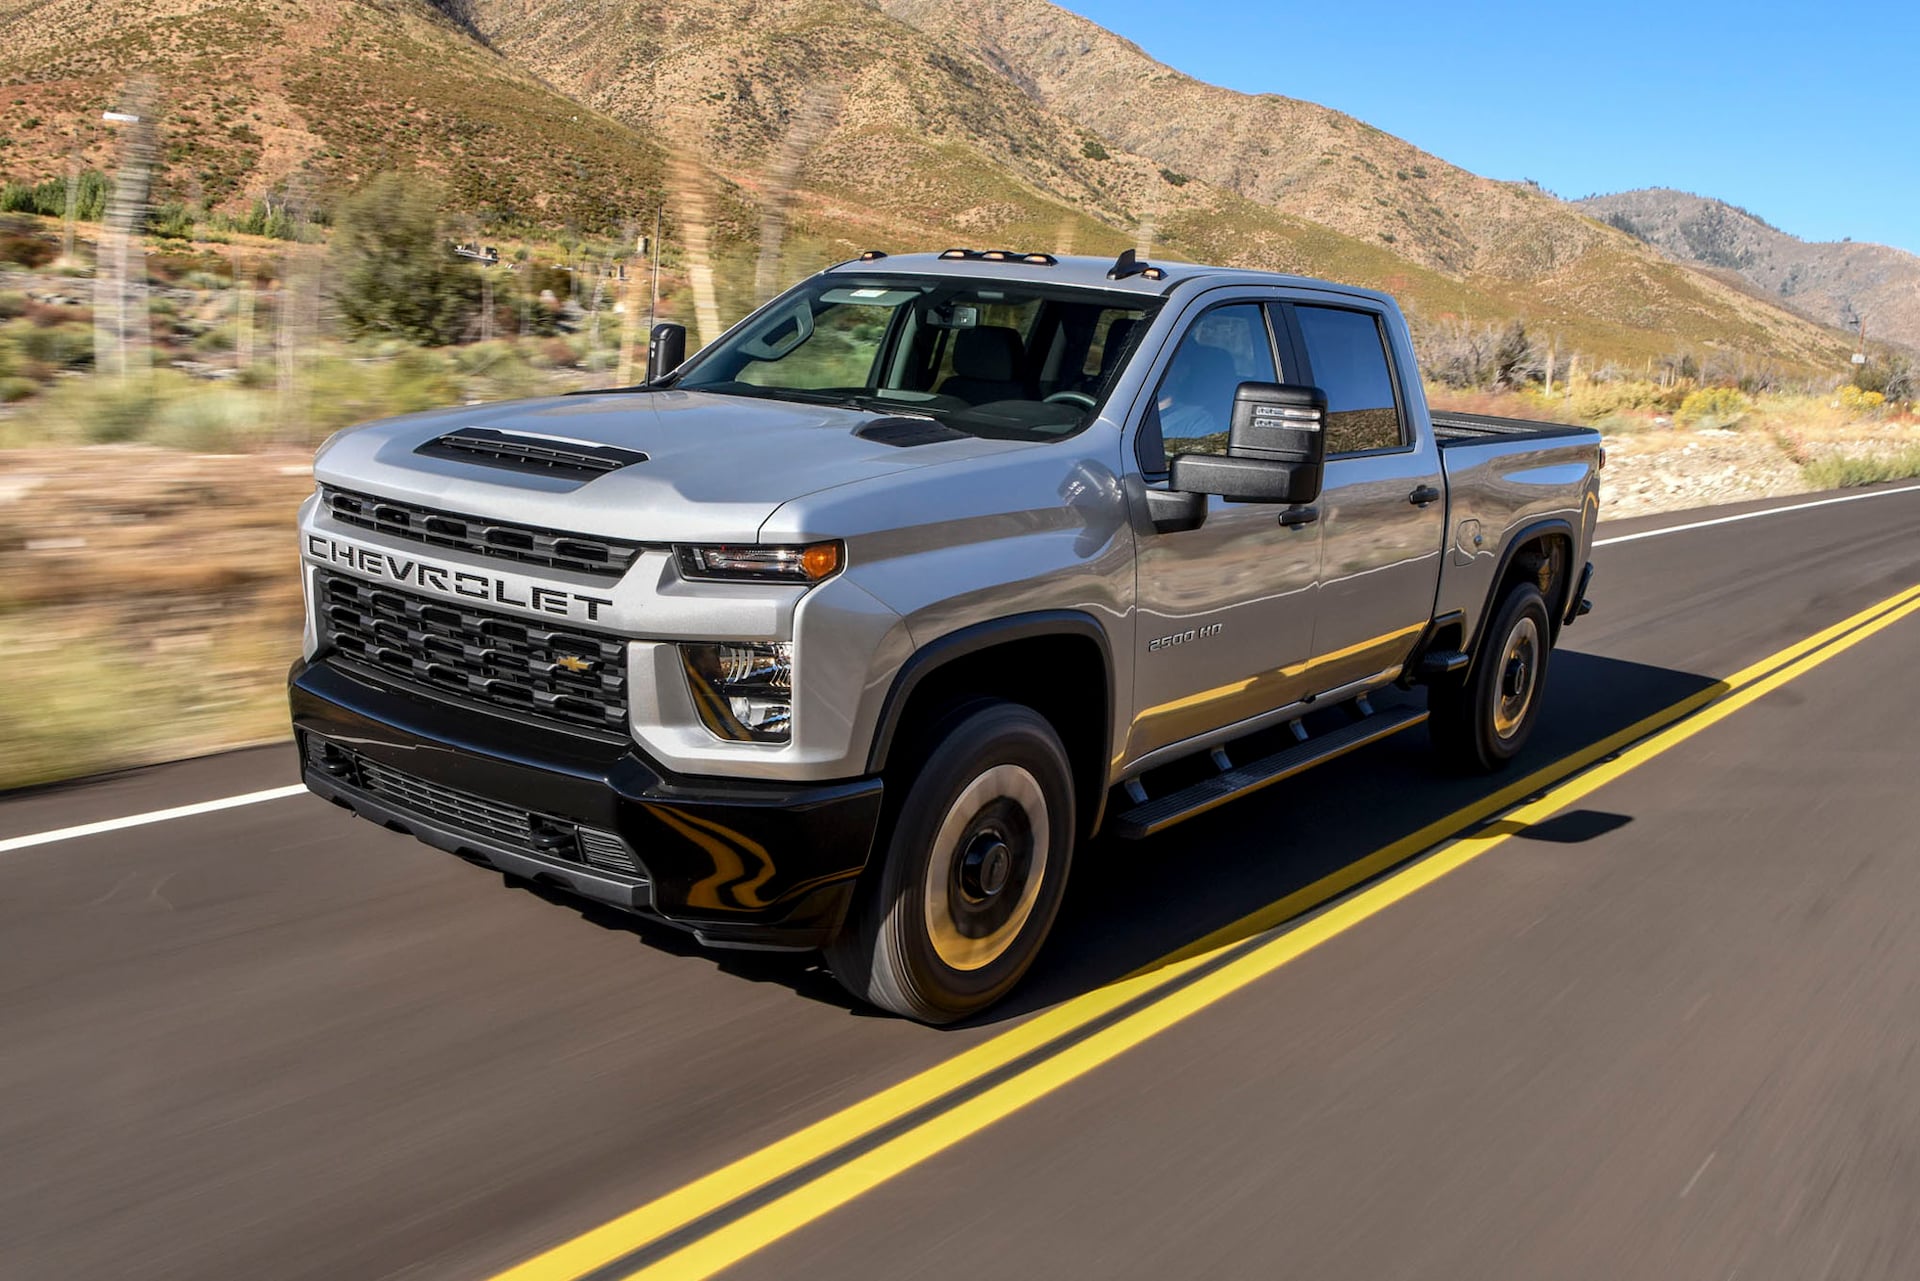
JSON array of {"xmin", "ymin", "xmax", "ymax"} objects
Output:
[
  {"xmin": 0, "ymin": 784, "xmax": 309, "ymax": 854},
  {"xmin": 1595, "ymin": 483, "xmax": 1920, "ymax": 547}
]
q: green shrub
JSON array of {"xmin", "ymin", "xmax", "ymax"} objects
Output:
[
  {"xmin": 146, "ymin": 202, "xmax": 197, "ymax": 240},
  {"xmin": 192, "ymin": 323, "xmax": 238, "ymax": 354},
  {"xmin": 1802, "ymin": 448, "xmax": 1920, "ymax": 490},
  {"xmin": 0, "ymin": 375, "xmax": 35, "ymax": 403},
  {"xmin": 70, "ymin": 378, "xmax": 163, "ymax": 443},
  {"xmin": 0, "ymin": 171, "xmax": 108, "ymax": 221},
  {"xmin": 329, "ymin": 173, "xmax": 481, "ymax": 346},
  {"xmin": 1675, "ymin": 386, "xmax": 1751, "ymax": 429},
  {"xmin": 17, "ymin": 322, "xmax": 92, "ymax": 368},
  {"xmin": 1081, "ymin": 139, "xmax": 1109, "ymax": 162},
  {"xmin": 1158, "ymin": 168, "xmax": 1191, "ymax": 187},
  {"xmin": 1566, "ymin": 379, "xmax": 1663, "ymax": 423},
  {"xmin": 149, "ymin": 386, "xmax": 262, "ymax": 452}
]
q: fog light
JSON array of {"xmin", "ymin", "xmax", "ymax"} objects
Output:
[{"xmin": 681, "ymin": 642, "xmax": 793, "ymax": 742}]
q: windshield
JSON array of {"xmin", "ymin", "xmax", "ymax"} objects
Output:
[{"xmin": 669, "ymin": 273, "xmax": 1160, "ymax": 440}]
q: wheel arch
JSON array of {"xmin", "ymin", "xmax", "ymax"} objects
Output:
[
  {"xmin": 866, "ymin": 611, "xmax": 1116, "ymax": 837},
  {"xmin": 1468, "ymin": 517, "xmax": 1577, "ymax": 663}
]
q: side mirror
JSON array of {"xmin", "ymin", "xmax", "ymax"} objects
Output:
[
  {"xmin": 647, "ymin": 323, "xmax": 688, "ymax": 382},
  {"xmin": 1169, "ymin": 382, "xmax": 1327, "ymax": 506}
]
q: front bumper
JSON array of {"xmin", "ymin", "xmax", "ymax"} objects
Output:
[{"xmin": 289, "ymin": 659, "xmax": 883, "ymax": 950}]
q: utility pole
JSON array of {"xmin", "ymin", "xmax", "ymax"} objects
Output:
[
  {"xmin": 617, "ymin": 226, "xmax": 646, "ymax": 386},
  {"xmin": 93, "ymin": 89, "xmax": 157, "ymax": 383}
]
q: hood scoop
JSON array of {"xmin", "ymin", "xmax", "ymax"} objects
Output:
[
  {"xmin": 853, "ymin": 416, "xmax": 968, "ymax": 448},
  {"xmin": 415, "ymin": 428, "xmax": 650, "ymax": 481}
]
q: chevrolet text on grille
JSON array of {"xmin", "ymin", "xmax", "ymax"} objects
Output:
[{"xmin": 305, "ymin": 534, "xmax": 614, "ymax": 621}]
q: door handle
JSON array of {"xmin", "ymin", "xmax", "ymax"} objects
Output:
[
  {"xmin": 1278, "ymin": 505, "xmax": 1319, "ymax": 529},
  {"xmin": 1408, "ymin": 484, "xmax": 1441, "ymax": 507}
]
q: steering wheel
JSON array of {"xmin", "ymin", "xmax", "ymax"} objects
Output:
[{"xmin": 1043, "ymin": 390, "xmax": 1097, "ymax": 410}]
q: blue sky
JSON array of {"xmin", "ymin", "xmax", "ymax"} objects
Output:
[{"xmin": 1060, "ymin": 0, "xmax": 1920, "ymax": 254}]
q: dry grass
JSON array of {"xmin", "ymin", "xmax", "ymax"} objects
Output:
[{"xmin": 0, "ymin": 446, "xmax": 311, "ymax": 790}]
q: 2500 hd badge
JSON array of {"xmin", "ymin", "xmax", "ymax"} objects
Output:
[{"xmin": 305, "ymin": 534, "xmax": 614, "ymax": 621}]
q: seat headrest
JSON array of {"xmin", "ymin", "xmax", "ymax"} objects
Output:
[{"xmin": 952, "ymin": 326, "xmax": 1025, "ymax": 382}]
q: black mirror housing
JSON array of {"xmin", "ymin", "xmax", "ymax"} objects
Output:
[
  {"xmin": 647, "ymin": 322, "xmax": 689, "ymax": 382},
  {"xmin": 1169, "ymin": 382, "xmax": 1327, "ymax": 505}
]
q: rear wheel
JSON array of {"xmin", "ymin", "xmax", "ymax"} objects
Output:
[
  {"xmin": 1429, "ymin": 582, "xmax": 1552, "ymax": 773},
  {"xmin": 827, "ymin": 701, "xmax": 1075, "ymax": 1024}
]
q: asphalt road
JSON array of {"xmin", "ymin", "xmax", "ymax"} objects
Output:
[{"xmin": 4, "ymin": 482, "xmax": 1919, "ymax": 1281}]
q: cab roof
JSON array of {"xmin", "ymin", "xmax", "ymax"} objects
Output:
[{"xmin": 821, "ymin": 249, "xmax": 1397, "ymax": 309}]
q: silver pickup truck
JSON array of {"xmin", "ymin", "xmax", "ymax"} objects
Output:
[{"xmin": 290, "ymin": 249, "xmax": 1600, "ymax": 1021}]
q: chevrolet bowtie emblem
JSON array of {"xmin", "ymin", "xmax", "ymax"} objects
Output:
[{"xmin": 554, "ymin": 654, "xmax": 596, "ymax": 674}]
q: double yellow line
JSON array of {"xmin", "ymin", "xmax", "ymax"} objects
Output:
[{"xmin": 492, "ymin": 580, "xmax": 1920, "ymax": 1281}]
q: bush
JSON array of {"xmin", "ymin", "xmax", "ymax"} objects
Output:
[
  {"xmin": 1081, "ymin": 139, "xmax": 1109, "ymax": 162},
  {"xmin": 0, "ymin": 231, "xmax": 54, "ymax": 268},
  {"xmin": 329, "ymin": 173, "xmax": 482, "ymax": 346},
  {"xmin": 0, "ymin": 375, "xmax": 36, "ymax": 403},
  {"xmin": 1565, "ymin": 379, "xmax": 1663, "ymax": 423},
  {"xmin": 1675, "ymin": 386, "xmax": 1751, "ymax": 429},
  {"xmin": 146, "ymin": 202, "xmax": 197, "ymax": 240},
  {"xmin": 16, "ymin": 321, "xmax": 92, "ymax": 369},
  {"xmin": 1837, "ymin": 384, "xmax": 1885, "ymax": 415},
  {"xmin": 1158, "ymin": 168, "xmax": 1191, "ymax": 187},
  {"xmin": 0, "ymin": 171, "xmax": 108, "ymax": 221},
  {"xmin": 1853, "ymin": 353, "xmax": 1914, "ymax": 403},
  {"xmin": 1803, "ymin": 447, "xmax": 1920, "ymax": 490}
]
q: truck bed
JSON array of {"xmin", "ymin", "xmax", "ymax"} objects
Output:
[{"xmin": 1431, "ymin": 411, "xmax": 1594, "ymax": 447}]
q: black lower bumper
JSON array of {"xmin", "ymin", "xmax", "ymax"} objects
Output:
[{"xmin": 289, "ymin": 658, "xmax": 883, "ymax": 950}]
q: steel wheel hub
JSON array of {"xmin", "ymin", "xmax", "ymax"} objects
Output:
[
  {"xmin": 922, "ymin": 764, "xmax": 1050, "ymax": 973},
  {"xmin": 1492, "ymin": 615, "xmax": 1541, "ymax": 741}
]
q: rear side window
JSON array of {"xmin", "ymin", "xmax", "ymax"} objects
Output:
[{"xmin": 1293, "ymin": 306, "xmax": 1405, "ymax": 454}]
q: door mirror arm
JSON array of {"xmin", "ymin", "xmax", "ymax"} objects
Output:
[{"xmin": 1144, "ymin": 486, "xmax": 1207, "ymax": 534}]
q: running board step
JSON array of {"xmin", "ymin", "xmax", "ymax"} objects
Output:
[{"xmin": 1111, "ymin": 706, "xmax": 1430, "ymax": 840}]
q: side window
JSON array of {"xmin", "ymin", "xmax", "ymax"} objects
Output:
[
  {"xmin": 1292, "ymin": 306, "xmax": 1405, "ymax": 454},
  {"xmin": 1150, "ymin": 303, "xmax": 1278, "ymax": 467}
]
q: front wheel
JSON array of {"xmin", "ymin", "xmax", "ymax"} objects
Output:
[
  {"xmin": 1429, "ymin": 582, "xmax": 1552, "ymax": 773},
  {"xmin": 827, "ymin": 702, "xmax": 1076, "ymax": 1024}
]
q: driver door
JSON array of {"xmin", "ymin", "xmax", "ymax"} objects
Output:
[{"xmin": 1125, "ymin": 297, "xmax": 1322, "ymax": 765}]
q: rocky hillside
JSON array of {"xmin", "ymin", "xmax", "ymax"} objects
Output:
[
  {"xmin": 1580, "ymin": 189, "xmax": 1920, "ymax": 352},
  {"xmin": 0, "ymin": 0, "xmax": 664, "ymax": 233},
  {"xmin": 0, "ymin": 0, "xmax": 1862, "ymax": 374}
]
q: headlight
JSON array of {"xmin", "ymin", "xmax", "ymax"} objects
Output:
[
  {"xmin": 676, "ymin": 541, "xmax": 842, "ymax": 583},
  {"xmin": 681, "ymin": 642, "xmax": 794, "ymax": 742}
]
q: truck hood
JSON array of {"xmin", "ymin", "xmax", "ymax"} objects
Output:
[{"xmin": 311, "ymin": 389, "xmax": 1035, "ymax": 543}]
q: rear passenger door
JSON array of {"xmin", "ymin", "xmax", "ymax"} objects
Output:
[{"xmin": 1284, "ymin": 301, "xmax": 1446, "ymax": 694}]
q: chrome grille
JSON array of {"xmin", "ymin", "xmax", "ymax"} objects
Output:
[
  {"xmin": 317, "ymin": 569, "xmax": 629, "ymax": 734},
  {"xmin": 305, "ymin": 737, "xmax": 644, "ymax": 878},
  {"xmin": 321, "ymin": 486, "xmax": 644, "ymax": 578}
]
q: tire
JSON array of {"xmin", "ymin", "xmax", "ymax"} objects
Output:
[
  {"xmin": 827, "ymin": 701, "xmax": 1076, "ymax": 1024},
  {"xmin": 1429, "ymin": 582, "xmax": 1552, "ymax": 773}
]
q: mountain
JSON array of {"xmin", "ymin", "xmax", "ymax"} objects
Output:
[
  {"xmin": 0, "ymin": 0, "xmax": 1861, "ymax": 376},
  {"xmin": 1579, "ymin": 189, "xmax": 1920, "ymax": 352},
  {"xmin": 0, "ymin": 0, "xmax": 663, "ymax": 233},
  {"xmin": 442, "ymin": 0, "xmax": 1854, "ymax": 372}
]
